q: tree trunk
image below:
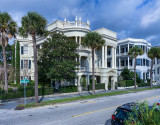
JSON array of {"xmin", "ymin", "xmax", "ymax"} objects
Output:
[
  {"xmin": 134, "ymin": 56, "xmax": 137, "ymax": 90},
  {"xmin": 92, "ymin": 48, "xmax": 95, "ymax": 95},
  {"xmin": 2, "ymin": 45, "xmax": 8, "ymax": 93},
  {"xmin": 150, "ymin": 58, "xmax": 154, "ymax": 88},
  {"xmin": 32, "ymin": 34, "xmax": 39, "ymax": 104}
]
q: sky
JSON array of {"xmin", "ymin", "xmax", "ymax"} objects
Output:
[{"xmin": 1, "ymin": 0, "xmax": 160, "ymax": 46}]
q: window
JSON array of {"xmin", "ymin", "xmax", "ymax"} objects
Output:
[
  {"xmin": 146, "ymin": 60, "xmax": 149, "ymax": 67},
  {"xmin": 107, "ymin": 62, "xmax": 111, "ymax": 67},
  {"xmin": 24, "ymin": 45, "xmax": 28, "ymax": 54},
  {"xmin": 121, "ymin": 48, "xmax": 124, "ymax": 53},
  {"xmin": 108, "ymin": 50, "xmax": 111, "ymax": 55},
  {"xmin": 121, "ymin": 60, "xmax": 124, "ymax": 66},
  {"xmin": 143, "ymin": 59, "xmax": 145, "ymax": 66},
  {"xmin": 126, "ymin": 47, "xmax": 128, "ymax": 53},
  {"xmin": 129, "ymin": 60, "xmax": 132, "ymax": 66},
  {"xmin": 21, "ymin": 60, "xmax": 31, "ymax": 69},
  {"xmin": 136, "ymin": 59, "xmax": 141, "ymax": 66},
  {"xmin": 21, "ymin": 45, "xmax": 28, "ymax": 55},
  {"xmin": 24, "ymin": 60, "xmax": 28, "ymax": 68}
]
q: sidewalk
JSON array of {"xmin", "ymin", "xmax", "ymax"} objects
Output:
[{"xmin": 0, "ymin": 86, "xmax": 158, "ymax": 110}]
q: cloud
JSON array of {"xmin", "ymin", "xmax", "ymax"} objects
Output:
[
  {"xmin": 141, "ymin": 0, "xmax": 160, "ymax": 27},
  {"xmin": 0, "ymin": 0, "xmax": 160, "ymax": 46}
]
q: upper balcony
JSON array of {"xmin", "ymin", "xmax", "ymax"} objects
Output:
[{"xmin": 63, "ymin": 17, "xmax": 90, "ymax": 30}]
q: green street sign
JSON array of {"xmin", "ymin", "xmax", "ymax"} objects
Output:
[{"xmin": 20, "ymin": 78, "xmax": 30, "ymax": 84}]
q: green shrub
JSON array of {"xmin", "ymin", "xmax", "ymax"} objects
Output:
[
  {"xmin": 118, "ymin": 80, "xmax": 126, "ymax": 87},
  {"xmin": 9, "ymin": 83, "xmax": 17, "ymax": 87},
  {"xmin": 59, "ymin": 85, "xmax": 77, "ymax": 93},
  {"xmin": 125, "ymin": 80, "xmax": 134, "ymax": 87},
  {"xmin": 8, "ymin": 88, "xmax": 13, "ymax": 92},
  {"xmin": 28, "ymin": 80, "xmax": 35, "ymax": 86},
  {"xmin": 81, "ymin": 77, "xmax": 87, "ymax": 90},
  {"xmin": 88, "ymin": 83, "xmax": 105, "ymax": 90},
  {"xmin": 125, "ymin": 102, "xmax": 160, "ymax": 125}
]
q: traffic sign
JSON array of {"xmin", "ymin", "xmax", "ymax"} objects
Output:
[{"xmin": 20, "ymin": 78, "xmax": 30, "ymax": 84}]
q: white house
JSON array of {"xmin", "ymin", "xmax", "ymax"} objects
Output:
[
  {"xmin": 117, "ymin": 38, "xmax": 153, "ymax": 81},
  {"xmin": 15, "ymin": 17, "xmax": 118, "ymax": 90},
  {"xmin": 154, "ymin": 46, "xmax": 160, "ymax": 84}
]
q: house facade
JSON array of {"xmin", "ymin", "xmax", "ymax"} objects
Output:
[
  {"xmin": 154, "ymin": 46, "xmax": 160, "ymax": 84},
  {"xmin": 15, "ymin": 17, "xmax": 118, "ymax": 90},
  {"xmin": 117, "ymin": 38, "xmax": 153, "ymax": 81}
]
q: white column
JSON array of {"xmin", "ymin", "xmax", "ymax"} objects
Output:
[
  {"xmin": 128, "ymin": 44, "xmax": 129, "ymax": 53},
  {"xmin": 105, "ymin": 46, "xmax": 108, "ymax": 68},
  {"xmin": 102, "ymin": 46, "xmax": 104, "ymax": 67},
  {"xmin": 87, "ymin": 75, "xmax": 90, "ymax": 85},
  {"xmin": 78, "ymin": 75, "xmax": 82, "ymax": 92},
  {"xmin": 114, "ymin": 48, "xmax": 116, "ymax": 68},
  {"xmin": 79, "ymin": 36, "xmax": 81, "ymax": 45},
  {"xmin": 79, "ymin": 56, "xmax": 81, "ymax": 69},
  {"xmin": 75, "ymin": 36, "xmax": 77, "ymax": 43},
  {"xmin": 128, "ymin": 57, "xmax": 129, "ymax": 69},
  {"xmin": 119, "ymin": 58, "xmax": 121, "ymax": 68},
  {"xmin": 119, "ymin": 45, "xmax": 121, "ymax": 54},
  {"xmin": 112, "ymin": 47, "xmax": 114, "ymax": 68}
]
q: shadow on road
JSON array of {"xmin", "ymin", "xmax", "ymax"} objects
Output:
[{"xmin": 105, "ymin": 119, "xmax": 111, "ymax": 125}]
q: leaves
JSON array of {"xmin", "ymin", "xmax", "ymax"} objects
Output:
[
  {"xmin": 19, "ymin": 12, "xmax": 47, "ymax": 37},
  {"xmin": 147, "ymin": 47, "xmax": 160, "ymax": 60},
  {"xmin": 128, "ymin": 46, "xmax": 144, "ymax": 58},
  {"xmin": 0, "ymin": 12, "xmax": 17, "ymax": 47},
  {"xmin": 38, "ymin": 32, "xmax": 79, "ymax": 83},
  {"xmin": 82, "ymin": 32, "xmax": 105, "ymax": 49}
]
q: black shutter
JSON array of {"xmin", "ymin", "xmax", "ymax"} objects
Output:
[
  {"xmin": 21, "ymin": 46, "xmax": 24, "ymax": 55},
  {"xmin": 21, "ymin": 60, "xmax": 23, "ymax": 69},
  {"xmin": 29, "ymin": 60, "xmax": 31, "ymax": 69}
]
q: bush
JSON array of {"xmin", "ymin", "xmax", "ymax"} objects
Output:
[
  {"xmin": 59, "ymin": 85, "xmax": 77, "ymax": 93},
  {"xmin": 28, "ymin": 80, "xmax": 35, "ymax": 87},
  {"xmin": 88, "ymin": 83, "xmax": 105, "ymax": 91},
  {"xmin": 81, "ymin": 77, "xmax": 87, "ymax": 90},
  {"xmin": 9, "ymin": 83, "xmax": 17, "ymax": 87},
  {"xmin": 118, "ymin": 80, "xmax": 126, "ymax": 87},
  {"xmin": 125, "ymin": 102, "xmax": 160, "ymax": 125},
  {"xmin": 126, "ymin": 80, "xmax": 134, "ymax": 87}
]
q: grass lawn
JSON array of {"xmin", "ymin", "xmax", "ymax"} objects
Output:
[{"xmin": 17, "ymin": 86, "xmax": 160, "ymax": 109}]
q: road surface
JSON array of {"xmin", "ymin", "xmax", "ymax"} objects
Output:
[{"xmin": 0, "ymin": 89, "xmax": 160, "ymax": 125}]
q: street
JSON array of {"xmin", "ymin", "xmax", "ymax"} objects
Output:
[{"xmin": 0, "ymin": 89, "xmax": 160, "ymax": 125}]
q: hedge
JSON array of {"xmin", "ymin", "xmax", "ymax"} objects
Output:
[{"xmin": 0, "ymin": 85, "xmax": 79, "ymax": 100}]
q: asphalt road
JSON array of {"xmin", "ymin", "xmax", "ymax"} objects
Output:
[{"xmin": 0, "ymin": 89, "xmax": 160, "ymax": 125}]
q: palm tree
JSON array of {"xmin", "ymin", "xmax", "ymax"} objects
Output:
[
  {"xmin": 128, "ymin": 46, "xmax": 144, "ymax": 90},
  {"xmin": 82, "ymin": 32, "xmax": 105, "ymax": 95},
  {"xmin": 0, "ymin": 12, "xmax": 17, "ymax": 92},
  {"xmin": 147, "ymin": 47, "xmax": 160, "ymax": 87},
  {"xmin": 19, "ymin": 12, "xmax": 47, "ymax": 104}
]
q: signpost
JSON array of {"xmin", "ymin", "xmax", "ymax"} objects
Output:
[{"xmin": 20, "ymin": 78, "xmax": 30, "ymax": 105}]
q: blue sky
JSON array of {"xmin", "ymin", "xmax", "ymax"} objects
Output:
[{"xmin": 1, "ymin": 0, "xmax": 160, "ymax": 46}]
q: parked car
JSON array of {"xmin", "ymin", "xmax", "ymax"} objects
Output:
[{"xmin": 111, "ymin": 102, "xmax": 137, "ymax": 125}]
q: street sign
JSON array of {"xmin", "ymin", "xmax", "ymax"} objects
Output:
[{"xmin": 20, "ymin": 78, "xmax": 30, "ymax": 84}]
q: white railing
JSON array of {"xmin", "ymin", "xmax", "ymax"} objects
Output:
[
  {"xmin": 78, "ymin": 45, "xmax": 91, "ymax": 51},
  {"xmin": 64, "ymin": 21, "xmax": 90, "ymax": 29}
]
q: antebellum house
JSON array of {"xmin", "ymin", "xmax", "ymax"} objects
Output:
[
  {"xmin": 15, "ymin": 17, "xmax": 117, "ymax": 90},
  {"xmin": 154, "ymin": 46, "xmax": 160, "ymax": 84},
  {"xmin": 117, "ymin": 38, "xmax": 154, "ymax": 81}
]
